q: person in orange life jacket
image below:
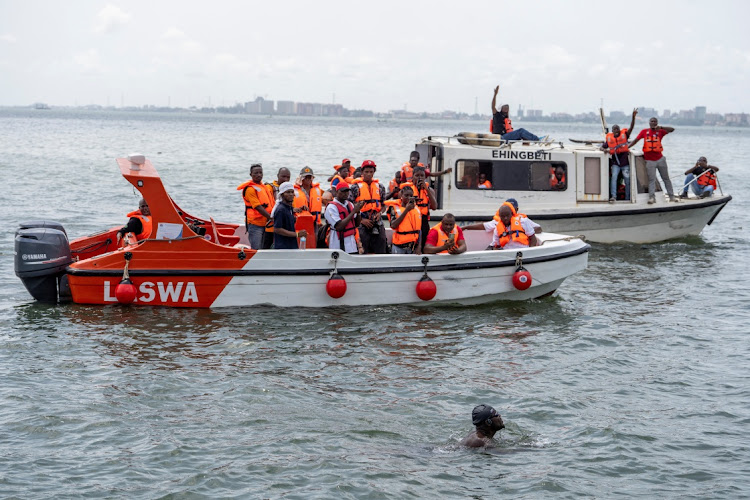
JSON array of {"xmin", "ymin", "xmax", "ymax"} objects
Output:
[
  {"xmin": 628, "ymin": 117, "xmax": 677, "ymax": 204},
  {"xmin": 386, "ymin": 171, "xmax": 402, "ymax": 200},
  {"xmin": 463, "ymin": 198, "xmax": 541, "ymax": 246},
  {"xmin": 386, "ymin": 185, "xmax": 422, "ymax": 254},
  {"xmin": 424, "ymin": 214, "xmax": 467, "ymax": 255},
  {"xmin": 599, "ymin": 108, "xmax": 637, "ymax": 202},
  {"xmin": 492, "ymin": 203, "xmax": 538, "ymax": 249},
  {"xmin": 328, "ymin": 158, "xmax": 355, "ymax": 182},
  {"xmin": 348, "ymin": 160, "xmax": 387, "ymax": 254},
  {"xmin": 268, "ymin": 167, "xmax": 291, "ymax": 200},
  {"xmin": 293, "ymin": 166, "xmax": 324, "ymax": 230},
  {"xmin": 491, "ymin": 85, "xmax": 544, "ymax": 141},
  {"xmin": 550, "ymin": 165, "xmax": 566, "ymax": 190},
  {"xmin": 273, "ymin": 182, "xmax": 307, "ymax": 250},
  {"xmin": 460, "ymin": 404, "xmax": 505, "ymax": 448},
  {"xmin": 399, "ymin": 151, "xmax": 452, "ymax": 183},
  {"xmin": 330, "ymin": 163, "xmax": 355, "ymax": 192},
  {"xmin": 238, "ymin": 163, "xmax": 275, "ymax": 250},
  {"xmin": 477, "ymin": 172, "xmax": 492, "ymax": 189},
  {"xmin": 410, "ymin": 166, "xmax": 438, "ymax": 252},
  {"xmin": 681, "ymin": 156, "xmax": 719, "ymax": 199},
  {"xmin": 324, "ymin": 181, "xmax": 364, "ymax": 254},
  {"xmin": 116, "ymin": 198, "xmax": 152, "ymax": 244}
]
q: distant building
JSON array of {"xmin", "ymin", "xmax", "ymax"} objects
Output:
[
  {"xmin": 695, "ymin": 106, "xmax": 706, "ymax": 121},
  {"xmin": 277, "ymin": 100, "xmax": 295, "ymax": 115},
  {"xmin": 639, "ymin": 107, "xmax": 659, "ymax": 118},
  {"xmin": 661, "ymin": 109, "xmax": 671, "ymax": 120},
  {"xmin": 246, "ymin": 97, "xmax": 274, "ymax": 114}
]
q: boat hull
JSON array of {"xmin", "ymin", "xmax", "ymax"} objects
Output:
[
  {"xmin": 446, "ymin": 195, "xmax": 731, "ymax": 245},
  {"xmin": 66, "ymin": 234, "xmax": 589, "ymax": 308}
]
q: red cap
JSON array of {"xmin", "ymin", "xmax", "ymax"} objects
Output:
[
  {"xmin": 361, "ymin": 159, "xmax": 376, "ymax": 169},
  {"xmin": 342, "ymin": 158, "xmax": 351, "ymax": 164},
  {"xmin": 336, "ymin": 181, "xmax": 350, "ymax": 191}
]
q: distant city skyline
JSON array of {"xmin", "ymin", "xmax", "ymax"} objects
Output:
[{"xmin": 1, "ymin": 2, "xmax": 749, "ymax": 115}]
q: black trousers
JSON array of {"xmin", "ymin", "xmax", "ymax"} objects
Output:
[{"xmin": 358, "ymin": 223, "xmax": 387, "ymax": 254}]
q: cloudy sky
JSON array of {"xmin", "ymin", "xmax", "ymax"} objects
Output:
[{"xmin": 1, "ymin": 0, "xmax": 748, "ymax": 114}]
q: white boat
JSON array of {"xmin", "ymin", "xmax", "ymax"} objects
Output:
[
  {"xmin": 14, "ymin": 155, "xmax": 590, "ymax": 308},
  {"xmin": 412, "ymin": 134, "xmax": 731, "ymax": 244}
]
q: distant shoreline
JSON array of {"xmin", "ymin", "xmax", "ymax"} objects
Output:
[{"xmin": 1, "ymin": 105, "xmax": 747, "ymax": 128}]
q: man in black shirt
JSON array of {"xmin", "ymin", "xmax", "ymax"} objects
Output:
[
  {"xmin": 273, "ymin": 182, "xmax": 306, "ymax": 249},
  {"xmin": 491, "ymin": 85, "xmax": 545, "ymax": 142}
]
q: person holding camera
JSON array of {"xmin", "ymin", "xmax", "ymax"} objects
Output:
[
  {"xmin": 408, "ymin": 166, "xmax": 438, "ymax": 252},
  {"xmin": 423, "ymin": 213, "xmax": 467, "ymax": 255},
  {"xmin": 385, "ymin": 185, "xmax": 422, "ymax": 254},
  {"xmin": 349, "ymin": 160, "xmax": 387, "ymax": 254},
  {"xmin": 680, "ymin": 156, "xmax": 719, "ymax": 199}
]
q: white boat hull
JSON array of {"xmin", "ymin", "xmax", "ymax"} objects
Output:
[{"xmin": 212, "ymin": 233, "xmax": 589, "ymax": 307}]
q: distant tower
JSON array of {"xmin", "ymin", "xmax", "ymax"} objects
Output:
[{"xmin": 474, "ymin": 97, "xmax": 478, "ymax": 115}]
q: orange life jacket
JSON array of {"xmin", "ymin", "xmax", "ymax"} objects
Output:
[
  {"xmin": 399, "ymin": 181, "xmax": 430, "ymax": 216},
  {"xmin": 385, "ymin": 200, "xmax": 422, "ymax": 246},
  {"xmin": 478, "ymin": 180, "xmax": 492, "ymax": 189},
  {"xmin": 493, "ymin": 202, "xmax": 521, "ymax": 223},
  {"xmin": 504, "ymin": 117, "xmax": 513, "ymax": 133},
  {"xmin": 400, "ymin": 162, "xmax": 424, "ymax": 183},
  {"xmin": 696, "ymin": 169, "xmax": 717, "ymax": 188},
  {"xmin": 433, "ymin": 223, "xmax": 459, "ymax": 254},
  {"xmin": 643, "ymin": 129, "xmax": 664, "ymax": 153},
  {"xmin": 332, "ymin": 174, "xmax": 354, "ymax": 188},
  {"xmin": 389, "ymin": 178, "xmax": 400, "ymax": 193},
  {"xmin": 606, "ymin": 129, "xmax": 629, "ymax": 155},
  {"xmin": 293, "ymin": 183, "xmax": 323, "ymax": 225},
  {"xmin": 125, "ymin": 210, "xmax": 152, "ymax": 240},
  {"xmin": 550, "ymin": 173, "xmax": 566, "ymax": 188},
  {"xmin": 354, "ymin": 179, "xmax": 382, "ymax": 215},
  {"xmin": 494, "ymin": 215, "xmax": 529, "ymax": 249},
  {"xmin": 237, "ymin": 180, "xmax": 275, "ymax": 228}
]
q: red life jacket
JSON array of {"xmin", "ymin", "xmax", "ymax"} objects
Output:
[
  {"xmin": 333, "ymin": 200, "xmax": 357, "ymax": 238},
  {"xmin": 606, "ymin": 129, "xmax": 629, "ymax": 154}
]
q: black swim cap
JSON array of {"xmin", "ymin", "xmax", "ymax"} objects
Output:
[
  {"xmin": 505, "ymin": 198, "xmax": 519, "ymax": 211},
  {"xmin": 472, "ymin": 404, "xmax": 497, "ymax": 425}
]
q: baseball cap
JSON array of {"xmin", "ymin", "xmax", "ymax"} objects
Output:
[
  {"xmin": 279, "ymin": 181, "xmax": 295, "ymax": 194},
  {"xmin": 336, "ymin": 181, "xmax": 351, "ymax": 191},
  {"xmin": 300, "ymin": 166, "xmax": 314, "ymax": 177},
  {"xmin": 342, "ymin": 158, "xmax": 351, "ymax": 164}
]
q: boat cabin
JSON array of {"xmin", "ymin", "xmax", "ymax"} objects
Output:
[{"xmin": 414, "ymin": 135, "xmax": 657, "ymax": 218}]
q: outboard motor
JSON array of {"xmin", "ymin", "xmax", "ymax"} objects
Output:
[{"xmin": 14, "ymin": 221, "xmax": 73, "ymax": 303}]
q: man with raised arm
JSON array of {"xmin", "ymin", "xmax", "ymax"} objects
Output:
[
  {"xmin": 628, "ymin": 117, "xmax": 677, "ymax": 204},
  {"xmin": 491, "ymin": 85, "xmax": 546, "ymax": 142}
]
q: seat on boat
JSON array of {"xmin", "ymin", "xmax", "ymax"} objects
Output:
[{"xmin": 210, "ymin": 217, "xmax": 240, "ymax": 246}]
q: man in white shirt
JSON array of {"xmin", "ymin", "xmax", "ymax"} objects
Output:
[{"xmin": 324, "ymin": 181, "xmax": 364, "ymax": 254}]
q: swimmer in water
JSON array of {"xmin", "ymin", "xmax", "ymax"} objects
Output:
[{"xmin": 460, "ymin": 404, "xmax": 505, "ymax": 448}]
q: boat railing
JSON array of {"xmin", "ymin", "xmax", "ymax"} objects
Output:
[
  {"xmin": 424, "ymin": 134, "xmax": 563, "ymax": 149},
  {"xmin": 671, "ymin": 168, "xmax": 724, "ymax": 197}
]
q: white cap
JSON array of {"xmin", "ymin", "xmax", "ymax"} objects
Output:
[{"xmin": 279, "ymin": 181, "xmax": 295, "ymax": 194}]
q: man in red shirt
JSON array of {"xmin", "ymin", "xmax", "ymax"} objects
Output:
[
  {"xmin": 629, "ymin": 117, "xmax": 676, "ymax": 204},
  {"xmin": 423, "ymin": 213, "xmax": 467, "ymax": 254}
]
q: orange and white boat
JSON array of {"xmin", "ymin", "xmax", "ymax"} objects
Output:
[{"xmin": 14, "ymin": 155, "xmax": 590, "ymax": 308}]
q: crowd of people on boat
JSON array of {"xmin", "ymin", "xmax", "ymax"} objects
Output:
[
  {"xmin": 491, "ymin": 84, "xmax": 721, "ymax": 204},
  {"xmin": 229, "ymin": 154, "xmax": 539, "ymax": 253}
]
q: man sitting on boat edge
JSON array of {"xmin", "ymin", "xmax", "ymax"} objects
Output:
[
  {"xmin": 680, "ymin": 156, "xmax": 719, "ymax": 199},
  {"xmin": 491, "ymin": 85, "xmax": 547, "ymax": 142},
  {"xmin": 116, "ymin": 198, "xmax": 152, "ymax": 245}
]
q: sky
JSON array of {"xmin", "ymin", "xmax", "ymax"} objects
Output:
[{"xmin": 1, "ymin": 0, "xmax": 749, "ymax": 115}]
